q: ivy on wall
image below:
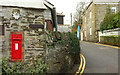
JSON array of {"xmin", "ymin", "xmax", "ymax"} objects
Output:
[{"xmin": 2, "ymin": 57, "xmax": 47, "ymax": 74}]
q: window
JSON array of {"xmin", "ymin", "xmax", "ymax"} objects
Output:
[
  {"xmin": 85, "ymin": 17, "xmax": 86, "ymax": 23},
  {"xmin": 90, "ymin": 28, "xmax": 92, "ymax": 35},
  {"xmin": 111, "ymin": 7, "xmax": 116, "ymax": 13},
  {"xmin": 90, "ymin": 11, "xmax": 92, "ymax": 19}
]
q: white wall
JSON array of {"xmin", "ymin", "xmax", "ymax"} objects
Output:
[
  {"xmin": 57, "ymin": 25, "xmax": 71, "ymax": 32},
  {"xmin": 99, "ymin": 28, "xmax": 120, "ymax": 42}
]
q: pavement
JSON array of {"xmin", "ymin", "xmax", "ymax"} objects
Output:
[{"xmin": 80, "ymin": 41, "xmax": 118, "ymax": 74}]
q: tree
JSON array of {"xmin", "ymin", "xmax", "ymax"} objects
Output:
[
  {"xmin": 72, "ymin": 2, "xmax": 86, "ymax": 32},
  {"xmin": 100, "ymin": 5, "xmax": 120, "ymax": 32}
]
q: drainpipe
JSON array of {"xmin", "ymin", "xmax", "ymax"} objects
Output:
[
  {"xmin": 43, "ymin": 1, "xmax": 58, "ymax": 31},
  {"xmin": 51, "ymin": 7, "xmax": 57, "ymax": 31}
]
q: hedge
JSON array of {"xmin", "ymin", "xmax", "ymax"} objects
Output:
[{"xmin": 100, "ymin": 36, "xmax": 120, "ymax": 46}]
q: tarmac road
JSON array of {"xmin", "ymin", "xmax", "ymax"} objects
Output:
[{"xmin": 80, "ymin": 41, "xmax": 118, "ymax": 74}]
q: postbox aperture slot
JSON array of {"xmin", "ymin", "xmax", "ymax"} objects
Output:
[{"xmin": 13, "ymin": 38, "xmax": 21, "ymax": 40}]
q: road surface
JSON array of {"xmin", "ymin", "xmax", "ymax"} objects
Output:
[{"xmin": 80, "ymin": 41, "xmax": 118, "ymax": 73}]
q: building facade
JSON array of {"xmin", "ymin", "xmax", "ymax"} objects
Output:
[
  {"xmin": 0, "ymin": 0, "xmax": 57, "ymax": 62},
  {"xmin": 81, "ymin": 0, "xmax": 120, "ymax": 42}
]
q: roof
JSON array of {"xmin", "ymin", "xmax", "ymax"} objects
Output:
[
  {"xmin": 93, "ymin": 0, "xmax": 120, "ymax": 3},
  {"xmin": 0, "ymin": 0, "xmax": 47, "ymax": 9},
  {"xmin": 43, "ymin": 0, "xmax": 54, "ymax": 9},
  {"xmin": 83, "ymin": 0, "xmax": 120, "ymax": 15},
  {"xmin": 56, "ymin": 12, "xmax": 65, "ymax": 16}
]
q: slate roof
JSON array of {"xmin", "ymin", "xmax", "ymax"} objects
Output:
[{"xmin": 0, "ymin": 0, "xmax": 47, "ymax": 9}]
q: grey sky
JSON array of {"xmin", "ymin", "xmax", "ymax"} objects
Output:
[{"xmin": 48, "ymin": 0, "xmax": 90, "ymax": 24}]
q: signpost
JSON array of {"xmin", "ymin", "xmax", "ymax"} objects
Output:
[{"xmin": 77, "ymin": 25, "xmax": 80, "ymax": 39}]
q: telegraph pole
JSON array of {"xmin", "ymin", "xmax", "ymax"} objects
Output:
[{"xmin": 70, "ymin": 13, "xmax": 72, "ymax": 26}]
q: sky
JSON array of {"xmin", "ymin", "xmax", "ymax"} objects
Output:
[{"xmin": 48, "ymin": 0, "xmax": 90, "ymax": 25}]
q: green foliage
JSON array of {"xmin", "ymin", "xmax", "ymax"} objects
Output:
[
  {"xmin": 60, "ymin": 32, "xmax": 80, "ymax": 55},
  {"xmin": 2, "ymin": 57, "xmax": 47, "ymax": 74},
  {"xmin": 106, "ymin": 5, "xmax": 111, "ymax": 14},
  {"xmin": 47, "ymin": 32, "xmax": 80, "ymax": 55},
  {"xmin": 113, "ymin": 13, "xmax": 120, "ymax": 28},
  {"xmin": 100, "ymin": 5, "xmax": 120, "ymax": 32},
  {"xmin": 68, "ymin": 32, "xmax": 80, "ymax": 55},
  {"xmin": 2, "ymin": 58, "xmax": 23, "ymax": 74}
]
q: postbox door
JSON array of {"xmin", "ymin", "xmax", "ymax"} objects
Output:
[{"xmin": 11, "ymin": 34, "xmax": 22, "ymax": 61}]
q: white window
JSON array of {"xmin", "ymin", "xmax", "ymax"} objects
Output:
[
  {"xmin": 90, "ymin": 28, "xmax": 92, "ymax": 35},
  {"xmin": 85, "ymin": 31, "xmax": 86, "ymax": 37},
  {"xmin": 111, "ymin": 7, "xmax": 116, "ymax": 13},
  {"xmin": 90, "ymin": 11, "xmax": 92, "ymax": 19},
  {"xmin": 85, "ymin": 17, "xmax": 86, "ymax": 23}
]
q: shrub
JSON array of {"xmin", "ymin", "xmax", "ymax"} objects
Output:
[
  {"xmin": 58, "ymin": 32, "xmax": 80, "ymax": 55},
  {"xmin": 2, "ymin": 57, "xmax": 47, "ymax": 74},
  {"xmin": 46, "ymin": 32, "xmax": 80, "ymax": 72},
  {"xmin": 68, "ymin": 32, "xmax": 80, "ymax": 55},
  {"xmin": 48, "ymin": 32, "xmax": 80, "ymax": 55}
]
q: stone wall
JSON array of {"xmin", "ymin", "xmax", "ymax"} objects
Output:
[
  {"xmin": 45, "ymin": 32, "xmax": 80, "ymax": 73},
  {"xmin": 99, "ymin": 28, "xmax": 120, "ymax": 42},
  {"xmin": 1, "ymin": 6, "xmax": 47, "ymax": 62}
]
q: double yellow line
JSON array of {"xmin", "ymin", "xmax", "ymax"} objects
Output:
[
  {"xmin": 94, "ymin": 43, "xmax": 120, "ymax": 49},
  {"xmin": 84, "ymin": 41, "xmax": 120, "ymax": 49},
  {"xmin": 75, "ymin": 54, "xmax": 86, "ymax": 75}
]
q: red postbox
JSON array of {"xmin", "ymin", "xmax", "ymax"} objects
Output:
[{"xmin": 10, "ymin": 32, "xmax": 24, "ymax": 62}]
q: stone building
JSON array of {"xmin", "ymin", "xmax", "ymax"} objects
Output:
[
  {"xmin": 80, "ymin": 0, "xmax": 120, "ymax": 42},
  {"xmin": 0, "ymin": 0, "xmax": 57, "ymax": 62}
]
